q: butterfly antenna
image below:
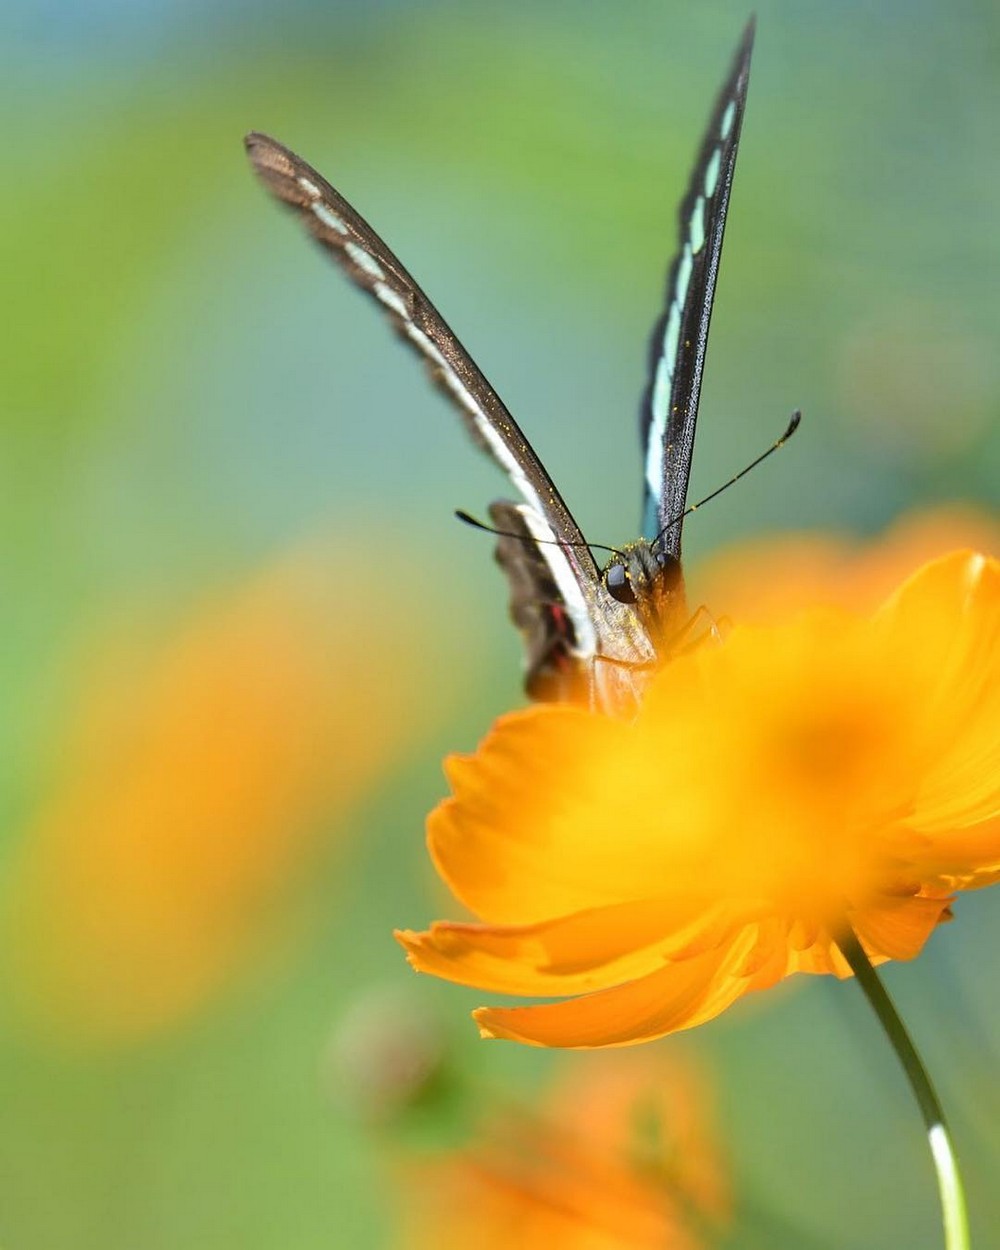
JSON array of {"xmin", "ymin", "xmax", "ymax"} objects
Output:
[
  {"xmin": 455, "ymin": 510, "xmax": 622, "ymax": 559},
  {"xmin": 654, "ymin": 410, "xmax": 801, "ymax": 545}
]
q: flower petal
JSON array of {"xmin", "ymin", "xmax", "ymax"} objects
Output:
[
  {"xmin": 396, "ymin": 898, "xmax": 738, "ymax": 997},
  {"xmin": 429, "ymin": 707, "xmax": 696, "ymax": 924},
  {"xmin": 850, "ymin": 894, "xmax": 952, "ymax": 962},
  {"xmin": 879, "ymin": 552, "xmax": 1000, "ymax": 878},
  {"xmin": 473, "ymin": 925, "xmax": 784, "ymax": 1048}
]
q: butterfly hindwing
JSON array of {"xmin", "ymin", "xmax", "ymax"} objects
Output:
[
  {"xmin": 488, "ymin": 501, "xmax": 592, "ymax": 704},
  {"xmin": 639, "ymin": 18, "xmax": 755, "ymax": 552}
]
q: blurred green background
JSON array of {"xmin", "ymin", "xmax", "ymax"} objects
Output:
[{"xmin": 2, "ymin": 0, "xmax": 998, "ymax": 1246}]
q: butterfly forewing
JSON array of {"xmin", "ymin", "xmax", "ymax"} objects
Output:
[
  {"xmin": 245, "ymin": 133, "xmax": 655, "ymax": 703},
  {"xmin": 639, "ymin": 18, "xmax": 755, "ymax": 551},
  {"xmin": 245, "ymin": 136, "xmax": 583, "ymax": 555}
]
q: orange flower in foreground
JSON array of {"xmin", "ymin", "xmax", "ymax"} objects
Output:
[
  {"xmin": 5, "ymin": 543, "xmax": 432, "ymax": 1046},
  {"xmin": 397, "ymin": 1052, "xmax": 728, "ymax": 1249},
  {"xmin": 398, "ymin": 551, "xmax": 1000, "ymax": 1047}
]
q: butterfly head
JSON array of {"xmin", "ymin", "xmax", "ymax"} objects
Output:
[{"xmin": 603, "ymin": 540, "xmax": 682, "ymax": 608}]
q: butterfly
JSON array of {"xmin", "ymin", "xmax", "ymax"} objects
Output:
[{"xmin": 246, "ymin": 19, "xmax": 758, "ymax": 715}]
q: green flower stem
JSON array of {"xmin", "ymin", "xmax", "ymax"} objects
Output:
[{"xmin": 836, "ymin": 928, "xmax": 970, "ymax": 1250}]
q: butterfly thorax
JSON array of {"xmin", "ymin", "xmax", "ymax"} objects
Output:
[{"xmin": 602, "ymin": 540, "xmax": 686, "ymax": 648}]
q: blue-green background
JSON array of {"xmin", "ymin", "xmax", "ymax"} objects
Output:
[{"xmin": 2, "ymin": 1, "xmax": 998, "ymax": 1246}]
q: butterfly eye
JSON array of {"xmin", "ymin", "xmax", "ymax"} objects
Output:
[{"xmin": 605, "ymin": 562, "xmax": 636, "ymax": 604}]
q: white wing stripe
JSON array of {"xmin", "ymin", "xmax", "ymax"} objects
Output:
[
  {"xmin": 689, "ymin": 196, "xmax": 706, "ymax": 254},
  {"xmin": 703, "ymin": 149, "xmax": 722, "ymax": 199},
  {"xmin": 386, "ymin": 307, "xmax": 559, "ymax": 533},
  {"xmin": 403, "ymin": 322, "xmax": 448, "ymax": 370},
  {"xmin": 643, "ymin": 56, "xmax": 743, "ymax": 517},
  {"xmin": 345, "ymin": 241, "xmax": 386, "ymax": 280},
  {"xmin": 373, "ymin": 280, "xmax": 409, "ymax": 318},
  {"xmin": 515, "ymin": 505, "xmax": 598, "ymax": 657},
  {"xmin": 313, "ymin": 202, "xmax": 349, "ymax": 235},
  {"xmin": 674, "ymin": 244, "xmax": 693, "ymax": 310},
  {"xmin": 651, "ymin": 356, "xmax": 672, "ymax": 425}
]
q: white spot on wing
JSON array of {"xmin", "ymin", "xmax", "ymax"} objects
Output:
[
  {"xmin": 703, "ymin": 148, "xmax": 722, "ymax": 199},
  {"xmin": 345, "ymin": 241, "xmax": 386, "ymax": 280},
  {"xmin": 312, "ymin": 202, "xmax": 349, "ymax": 235},
  {"xmin": 645, "ymin": 415, "xmax": 663, "ymax": 500},
  {"xmin": 720, "ymin": 100, "xmax": 736, "ymax": 140},
  {"xmin": 382, "ymin": 306, "xmax": 573, "ymax": 593},
  {"xmin": 675, "ymin": 244, "xmax": 693, "ymax": 310},
  {"xmin": 405, "ymin": 320, "xmax": 543, "ymax": 551},
  {"xmin": 452, "ymin": 393, "xmax": 565, "ymax": 573},
  {"xmin": 373, "ymin": 281, "xmax": 408, "ymax": 319},
  {"xmin": 689, "ymin": 196, "xmax": 705, "ymax": 254},
  {"xmin": 401, "ymin": 322, "xmax": 484, "ymax": 421},
  {"xmin": 647, "ymin": 297, "xmax": 683, "ymax": 501},
  {"xmin": 646, "ymin": 231, "xmax": 693, "ymax": 501},
  {"xmin": 297, "ymin": 177, "xmax": 321, "ymax": 199},
  {"xmin": 403, "ymin": 322, "xmax": 448, "ymax": 370},
  {"xmin": 663, "ymin": 303, "xmax": 681, "ymax": 378},
  {"xmin": 651, "ymin": 355, "xmax": 672, "ymax": 426},
  {"xmin": 441, "ymin": 372, "xmax": 480, "ymax": 415}
]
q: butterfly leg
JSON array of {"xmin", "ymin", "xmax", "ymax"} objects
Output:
[
  {"xmin": 594, "ymin": 607, "xmax": 728, "ymax": 683},
  {"xmin": 594, "ymin": 655, "xmax": 657, "ymax": 675},
  {"xmin": 587, "ymin": 653, "xmax": 653, "ymax": 717},
  {"xmin": 670, "ymin": 605, "xmax": 731, "ymax": 656},
  {"xmin": 588, "ymin": 608, "xmax": 730, "ymax": 712}
]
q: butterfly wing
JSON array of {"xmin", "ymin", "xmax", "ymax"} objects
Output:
[
  {"xmin": 488, "ymin": 500, "xmax": 593, "ymax": 704},
  {"xmin": 639, "ymin": 18, "xmax": 755, "ymax": 553},
  {"xmin": 245, "ymin": 134, "xmax": 654, "ymax": 700}
]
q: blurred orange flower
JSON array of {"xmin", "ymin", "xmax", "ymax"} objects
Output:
[
  {"xmin": 398, "ymin": 550, "xmax": 999, "ymax": 1046},
  {"xmin": 397, "ymin": 1051, "xmax": 728, "ymax": 1249},
  {"xmin": 4, "ymin": 541, "xmax": 434, "ymax": 1045},
  {"xmin": 693, "ymin": 503, "xmax": 1000, "ymax": 621}
]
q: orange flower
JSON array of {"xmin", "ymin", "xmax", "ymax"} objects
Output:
[
  {"xmin": 4, "ymin": 542, "xmax": 434, "ymax": 1046},
  {"xmin": 397, "ymin": 551, "xmax": 1000, "ymax": 1047},
  {"xmin": 693, "ymin": 503, "xmax": 1000, "ymax": 621},
  {"xmin": 397, "ymin": 1051, "xmax": 728, "ymax": 1249}
]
